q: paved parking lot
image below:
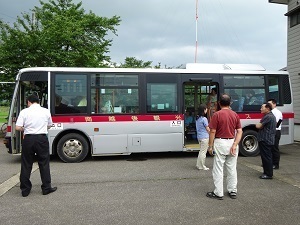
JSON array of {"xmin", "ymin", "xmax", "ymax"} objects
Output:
[{"xmin": 0, "ymin": 138, "xmax": 300, "ymax": 225}]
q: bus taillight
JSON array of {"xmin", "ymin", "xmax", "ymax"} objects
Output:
[{"xmin": 7, "ymin": 126, "xmax": 11, "ymax": 132}]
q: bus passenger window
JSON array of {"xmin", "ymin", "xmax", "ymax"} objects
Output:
[
  {"xmin": 268, "ymin": 76, "xmax": 280, "ymax": 104},
  {"xmin": 91, "ymin": 88, "xmax": 139, "ymax": 114},
  {"xmin": 54, "ymin": 74, "xmax": 87, "ymax": 114},
  {"xmin": 91, "ymin": 74, "xmax": 139, "ymax": 114},
  {"xmin": 147, "ymin": 83, "xmax": 177, "ymax": 113}
]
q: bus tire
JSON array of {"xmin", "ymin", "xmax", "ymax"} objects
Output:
[
  {"xmin": 57, "ymin": 133, "xmax": 89, "ymax": 163},
  {"xmin": 239, "ymin": 130, "xmax": 259, "ymax": 157}
]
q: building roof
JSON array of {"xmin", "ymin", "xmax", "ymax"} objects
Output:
[
  {"xmin": 269, "ymin": 0, "xmax": 288, "ymax": 5},
  {"xmin": 285, "ymin": 5, "xmax": 300, "ymax": 16}
]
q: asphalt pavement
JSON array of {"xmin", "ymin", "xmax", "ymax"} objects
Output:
[{"xmin": 0, "ymin": 136, "xmax": 300, "ymax": 225}]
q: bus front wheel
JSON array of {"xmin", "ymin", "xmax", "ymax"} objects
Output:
[
  {"xmin": 57, "ymin": 133, "xmax": 89, "ymax": 163},
  {"xmin": 239, "ymin": 130, "xmax": 260, "ymax": 157}
]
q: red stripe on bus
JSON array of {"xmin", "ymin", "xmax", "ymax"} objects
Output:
[
  {"xmin": 282, "ymin": 113, "xmax": 294, "ymax": 118},
  {"xmin": 238, "ymin": 113, "xmax": 262, "ymax": 119},
  {"xmin": 237, "ymin": 112, "xmax": 294, "ymax": 120},
  {"xmin": 52, "ymin": 114, "xmax": 184, "ymax": 123},
  {"xmin": 51, "ymin": 112, "xmax": 294, "ymax": 123}
]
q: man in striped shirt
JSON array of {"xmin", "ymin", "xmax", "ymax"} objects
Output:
[{"xmin": 256, "ymin": 103, "xmax": 276, "ymax": 179}]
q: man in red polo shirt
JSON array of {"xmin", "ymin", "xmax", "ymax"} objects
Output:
[{"xmin": 206, "ymin": 94, "xmax": 242, "ymax": 200}]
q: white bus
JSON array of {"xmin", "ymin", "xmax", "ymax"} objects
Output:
[{"xmin": 4, "ymin": 64, "xmax": 294, "ymax": 162}]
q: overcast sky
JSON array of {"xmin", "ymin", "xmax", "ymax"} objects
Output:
[{"xmin": 0, "ymin": 0, "xmax": 288, "ymax": 70}]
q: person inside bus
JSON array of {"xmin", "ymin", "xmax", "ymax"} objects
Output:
[
  {"xmin": 55, "ymin": 95, "xmax": 68, "ymax": 112},
  {"xmin": 229, "ymin": 90, "xmax": 240, "ymax": 111},
  {"xmin": 55, "ymin": 94, "xmax": 79, "ymax": 114},
  {"xmin": 184, "ymin": 110, "xmax": 195, "ymax": 140},
  {"xmin": 244, "ymin": 89, "xmax": 257, "ymax": 105},
  {"xmin": 238, "ymin": 89, "xmax": 257, "ymax": 111},
  {"xmin": 100, "ymin": 100, "xmax": 113, "ymax": 113},
  {"xmin": 206, "ymin": 88, "xmax": 217, "ymax": 121},
  {"xmin": 77, "ymin": 96, "xmax": 87, "ymax": 106},
  {"xmin": 184, "ymin": 110, "xmax": 194, "ymax": 126}
]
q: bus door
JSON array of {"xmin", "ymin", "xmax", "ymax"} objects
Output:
[
  {"xmin": 181, "ymin": 74, "xmax": 220, "ymax": 150},
  {"xmin": 11, "ymin": 73, "xmax": 48, "ymax": 154}
]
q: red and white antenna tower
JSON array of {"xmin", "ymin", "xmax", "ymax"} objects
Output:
[{"xmin": 194, "ymin": 0, "xmax": 199, "ymax": 63}]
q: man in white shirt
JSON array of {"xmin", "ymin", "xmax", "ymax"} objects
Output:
[
  {"xmin": 16, "ymin": 94, "xmax": 57, "ymax": 197},
  {"xmin": 268, "ymin": 98, "xmax": 283, "ymax": 170}
]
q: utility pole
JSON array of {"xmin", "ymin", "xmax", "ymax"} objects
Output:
[{"xmin": 195, "ymin": 0, "xmax": 199, "ymax": 63}]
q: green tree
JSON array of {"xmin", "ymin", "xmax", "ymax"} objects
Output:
[
  {"xmin": 0, "ymin": 0, "xmax": 121, "ymax": 102},
  {"xmin": 118, "ymin": 57, "xmax": 153, "ymax": 68},
  {"xmin": 115, "ymin": 57, "xmax": 183, "ymax": 69}
]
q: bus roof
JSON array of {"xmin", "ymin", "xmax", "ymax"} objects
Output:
[
  {"xmin": 17, "ymin": 63, "xmax": 288, "ymax": 76},
  {"xmin": 186, "ymin": 63, "xmax": 266, "ymax": 71}
]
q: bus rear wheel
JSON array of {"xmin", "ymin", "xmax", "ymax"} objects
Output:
[
  {"xmin": 57, "ymin": 133, "xmax": 89, "ymax": 163},
  {"xmin": 239, "ymin": 130, "xmax": 259, "ymax": 157}
]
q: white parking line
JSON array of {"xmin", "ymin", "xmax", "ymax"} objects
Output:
[{"xmin": 0, "ymin": 163, "xmax": 39, "ymax": 197}]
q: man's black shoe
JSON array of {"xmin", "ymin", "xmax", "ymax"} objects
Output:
[
  {"xmin": 273, "ymin": 165, "xmax": 279, "ymax": 169},
  {"xmin": 259, "ymin": 174, "xmax": 273, "ymax": 179},
  {"xmin": 206, "ymin": 191, "xmax": 223, "ymax": 200},
  {"xmin": 42, "ymin": 187, "xmax": 57, "ymax": 195},
  {"xmin": 22, "ymin": 190, "xmax": 31, "ymax": 197}
]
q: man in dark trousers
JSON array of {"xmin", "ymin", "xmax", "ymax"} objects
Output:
[
  {"xmin": 256, "ymin": 103, "xmax": 276, "ymax": 179},
  {"xmin": 268, "ymin": 99, "xmax": 283, "ymax": 169},
  {"xmin": 16, "ymin": 94, "xmax": 57, "ymax": 197},
  {"xmin": 206, "ymin": 94, "xmax": 242, "ymax": 200}
]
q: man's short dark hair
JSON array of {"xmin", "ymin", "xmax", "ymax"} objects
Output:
[
  {"xmin": 219, "ymin": 94, "xmax": 231, "ymax": 107},
  {"xmin": 264, "ymin": 102, "xmax": 273, "ymax": 111},
  {"xmin": 267, "ymin": 98, "xmax": 277, "ymax": 105},
  {"xmin": 27, "ymin": 94, "xmax": 40, "ymax": 104}
]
